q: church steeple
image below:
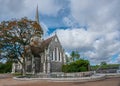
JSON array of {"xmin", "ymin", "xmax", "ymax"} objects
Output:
[
  {"xmin": 34, "ymin": 5, "xmax": 44, "ymax": 37},
  {"xmin": 35, "ymin": 5, "xmax": 39, "ymax": 23}
]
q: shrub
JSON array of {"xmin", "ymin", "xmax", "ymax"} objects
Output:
[
  {"xmin": 62, "ymin": 59, "xmax": 89, "ymax": 73},
  {"xmin": 79, "ymin": 66, "xmax": 87, "ymax": 72},
  {"xmin": 0, "ymin": 61, "xmax": 12, "ymax": 73}
]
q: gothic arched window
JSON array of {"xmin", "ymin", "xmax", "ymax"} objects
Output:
[{"xmin": 55, "ymin": 47, "xmax": 57, "ymax": 61}]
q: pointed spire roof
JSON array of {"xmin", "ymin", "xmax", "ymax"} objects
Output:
[
  {"xmin": 35, "ymin": 5, "xmax": 39, "ymax": 23},
  {"xmin": 34, "ymin": 5, "xmax": 44, "ymax": 37}
]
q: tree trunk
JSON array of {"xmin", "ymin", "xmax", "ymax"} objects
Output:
[
  {"xmin": 22, "ymin": 58, "xmax": 26, "ymax": 76},
  {"xmin": 22, "ymin": 66, "xmax": 26, "ymax": 76},
  {"xmin": 32, "ymin": 55, "xmax": 35, "ymax": 75}
]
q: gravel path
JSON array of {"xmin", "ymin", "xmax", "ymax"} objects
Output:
[{"xmin": 0, "ymin": 77, "xmax": 120, "ymax": 86}]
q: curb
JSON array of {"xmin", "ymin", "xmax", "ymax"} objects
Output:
[
  {"xmin": 13, "ymin": 74, "xmax": 106, "ymax": 82},
  {"xmin": 13, "ymin": 73, "xmax": 120, "ymax": 82}
]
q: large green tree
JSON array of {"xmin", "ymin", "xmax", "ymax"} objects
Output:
[
  {"xmin": 70, "ymin": 51, "xmax": 80, "ymax": 62},
  {"xmin": 0, "ymin": 18, "xmax": 43, "ymax": 75}
]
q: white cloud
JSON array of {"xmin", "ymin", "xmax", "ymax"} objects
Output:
[
  {"xmin": 56, "ymin": 28, "xmax": 96, "ymax": 51},
  {"xmin": 55, "ymin": 0, "xmax": 120, "ymax": 63},
  {"xmin": 24, "ymin": 0, "xmax": 62, "ymax": 16},
  {"xmin": 70, "ymin": 0, "xmax": 120, "ymax": 26},
  {"xmin": 56, "ymin": 26, "xmax": 120, "ymax": 64},
  {"xmin": 0, "ymin": 0, "xmax": 63, "ymax": 21},
  {"xmin": 65, "ymin": 52, "xmax": 70, "ymax": 57},
  {"xmin": 57, "ymin": 0, "xmax": 120, "ymax": 64},
  {"xmin": 63, "ymin": 15, "xmax": 80, "ymax": 28},
  {"xmin": 40, "ymin": 22, "xmax": 49, "ymax": 38},
  {"xmin": 116, "ymin": 55, "xmax": 120, "ymax": 63}
]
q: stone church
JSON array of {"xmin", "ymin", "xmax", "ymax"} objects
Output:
[{"xmin": 12, "ymin": 6, "xmax": 66, "ymax": 74}]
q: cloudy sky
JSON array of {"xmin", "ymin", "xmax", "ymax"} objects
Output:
[{"xmin": 0, "ymin": 0, "xmax": 120, "ymax": 65}]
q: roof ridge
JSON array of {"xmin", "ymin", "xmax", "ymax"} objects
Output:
[{"xmin": 44, "ymin": 35, "xmax": 55, "ymax": 41}]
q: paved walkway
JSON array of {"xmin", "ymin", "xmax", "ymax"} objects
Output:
[
  {"xmin": 0, "ymin": 77, "xmax": 120, "ymax": 86},
  {"xmin": 0, "ymin": 74, "xmax": 12, "ymax": 79}
]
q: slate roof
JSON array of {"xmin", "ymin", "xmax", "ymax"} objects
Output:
[
  {"xmin": 30, "ymin": 35, "xmax": 55, "ymax": 56},
  {"xmin": 41, "ymin": 35, "xmax": 54, "ymax": 49}
]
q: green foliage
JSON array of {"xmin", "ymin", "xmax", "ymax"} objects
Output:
[
  {"xmin": 0, "ymin": 61, "xmax": 12, "ymax": 73},
  {"xmin": 12, "ymin": 73, "xmax": 22, "ymax": 76},
  {"xmin": 70, "ymin": 51, "xmax": 76, "ymax": 61},
  {"xmin": 101, "ymin": 61, "xmax": 107, "ymax": 65},
  {"xmin": 62, "ymin": 59, "xmax": 89, "ymax": 73},
  {"xmin": 0, "ymin": 18, "xmax": 43, "ymax": 75},
  {"xmin": 90, "ymin": 65, "xmax": 99, "ymax": 71},
  {"xmin": 70, "ymin": 51, "xmax": 80, "ymax": 62},
  {"xmin": 91, "ymin": 64, "xmax": 120, "ymax": 71},
  {"xmin": 79, "ymin": 66, "xmax": 87, "ymax": 72},
  {"xmin": 0, "ymin": 18, "xmax": 43, "ymax": 61}
]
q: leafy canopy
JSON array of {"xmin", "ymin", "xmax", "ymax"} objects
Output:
[{"xmin": 0, "ymin": 18, "xmax": 43, "ymax": 75}]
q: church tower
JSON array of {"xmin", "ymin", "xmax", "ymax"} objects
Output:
[{"xmin": 30, "ymin": 6, "xmax": 43, "ymax": 47}]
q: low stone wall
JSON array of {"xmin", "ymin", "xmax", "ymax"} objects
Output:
[
  {"xmin": 51, "ymin": 71, "xmax": 94, "ymax": 78},
  {"xmin": 99, "ymin": 73, "xmax": 120, "ymax": 78},
  {"xmin": 13, "ymin": 73, "xmax": 120, "ymax": 82},
  {"xmin": 13, "ymin": 73, "xmax": 106, "ymax": 82}
]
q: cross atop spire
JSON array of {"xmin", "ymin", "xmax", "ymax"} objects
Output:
[{"xmin": 35, "ymin": 5, "xmax": 39, "ymax": 23}]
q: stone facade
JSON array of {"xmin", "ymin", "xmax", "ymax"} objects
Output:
[
  {"xmin": 12, "ymin": 6, "xmax": 66, "ymax": 74},
  {"xmin": 12, "ymin": 35, "xmax": 66, "ymax": 74}
]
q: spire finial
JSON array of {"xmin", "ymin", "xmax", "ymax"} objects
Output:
[{"xmin": 35, "ymin": 5, "xmax": 39, "ymax": 23}]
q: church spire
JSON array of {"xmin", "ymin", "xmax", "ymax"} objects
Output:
[{"xmin": 35, "ymin": 5, "xmax": 39, "ymax": 23}]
